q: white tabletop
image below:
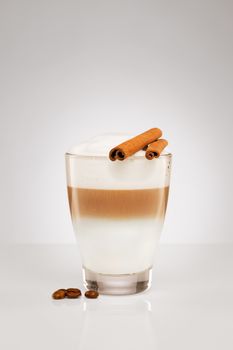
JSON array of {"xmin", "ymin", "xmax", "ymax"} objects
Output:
[{"xmin": 1, "ymin": 245, "xmax": 233, "ymax": 350}]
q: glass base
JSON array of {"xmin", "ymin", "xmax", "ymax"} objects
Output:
[{"xmin": 83, "ymin": 267, "xmax": 152, "ymax": 295}]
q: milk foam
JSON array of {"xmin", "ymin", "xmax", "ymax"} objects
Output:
[{"xmin": 66, "ymin": 133, "xmax": 171, "ymax": 189}]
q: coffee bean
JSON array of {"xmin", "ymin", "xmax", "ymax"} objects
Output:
[
  {"xmin": 85, "ymin": 290, "xmax": 99, "ymax": 299},
  {"xmin": 52, "ymin": 289, "xmax": 66, "ymax": 300},
  {"xmin": 66, "ymin": 288, "xmax": 82, "ymax": 299}
]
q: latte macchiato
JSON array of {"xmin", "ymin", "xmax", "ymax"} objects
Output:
[{"xmin": 66, "ymin": 134, "xmax": 171, "ymax": 280}]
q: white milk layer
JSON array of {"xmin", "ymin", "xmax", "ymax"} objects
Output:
[
  {"xmin": 66, "ymin": 133, "xmax": 171, "ymax": 189},
  {"xmin": 72, "ymin": 217, "xmax": 163, "ymax": 274}
]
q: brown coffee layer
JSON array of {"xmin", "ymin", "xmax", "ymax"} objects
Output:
[{"xmin": 67, "ymin": 187, "xmax": 169, "ymax": 219}]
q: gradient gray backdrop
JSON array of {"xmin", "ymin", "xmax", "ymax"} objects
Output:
[{"xmin": 0, "ymin": 0, "xmax": 232, "ymax": 244}]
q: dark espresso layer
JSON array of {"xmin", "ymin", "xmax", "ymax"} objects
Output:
[{"xmin": 67, "ymin": 186, "xmax": 169, "ymax": 219}]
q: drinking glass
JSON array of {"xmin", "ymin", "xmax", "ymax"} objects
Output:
[{"xmin": 65, "ymin": 152, "xmax": 172, "ymax": 295}]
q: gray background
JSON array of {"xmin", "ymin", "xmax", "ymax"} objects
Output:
[{"xmin": 0, "ymin": 0, "xmax": 232, "ymax": 244}]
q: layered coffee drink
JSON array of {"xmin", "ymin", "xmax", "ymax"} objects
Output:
[{"xmin": 66, "ymin": 133, "xmax": 171, "ymax": 294}]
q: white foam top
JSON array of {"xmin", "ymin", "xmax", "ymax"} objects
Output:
[
  {"xmin": 68, "ymin": 133, "xmax": 146, "ymax": 158},
  {"xmin": 66, "ymin": 133, "xmax": 171, "ymax": 189}
]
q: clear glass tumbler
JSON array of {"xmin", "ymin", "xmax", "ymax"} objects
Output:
[{"xmin": 65, "ymin": 151, "xmax": 171, "ymax": 295}]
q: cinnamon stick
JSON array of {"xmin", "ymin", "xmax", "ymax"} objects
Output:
[
  {"xmin": 145, "ymin": 139, "xmax": 168, "ymax": 160},
  {"xmin": 109, "ymin": 128, "xmax": 162, "ymax": 161}
]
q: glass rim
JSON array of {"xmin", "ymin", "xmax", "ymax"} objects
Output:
[{"xmin": 65, "ymin": 152, "xmax": 172, "ymax": 160}]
